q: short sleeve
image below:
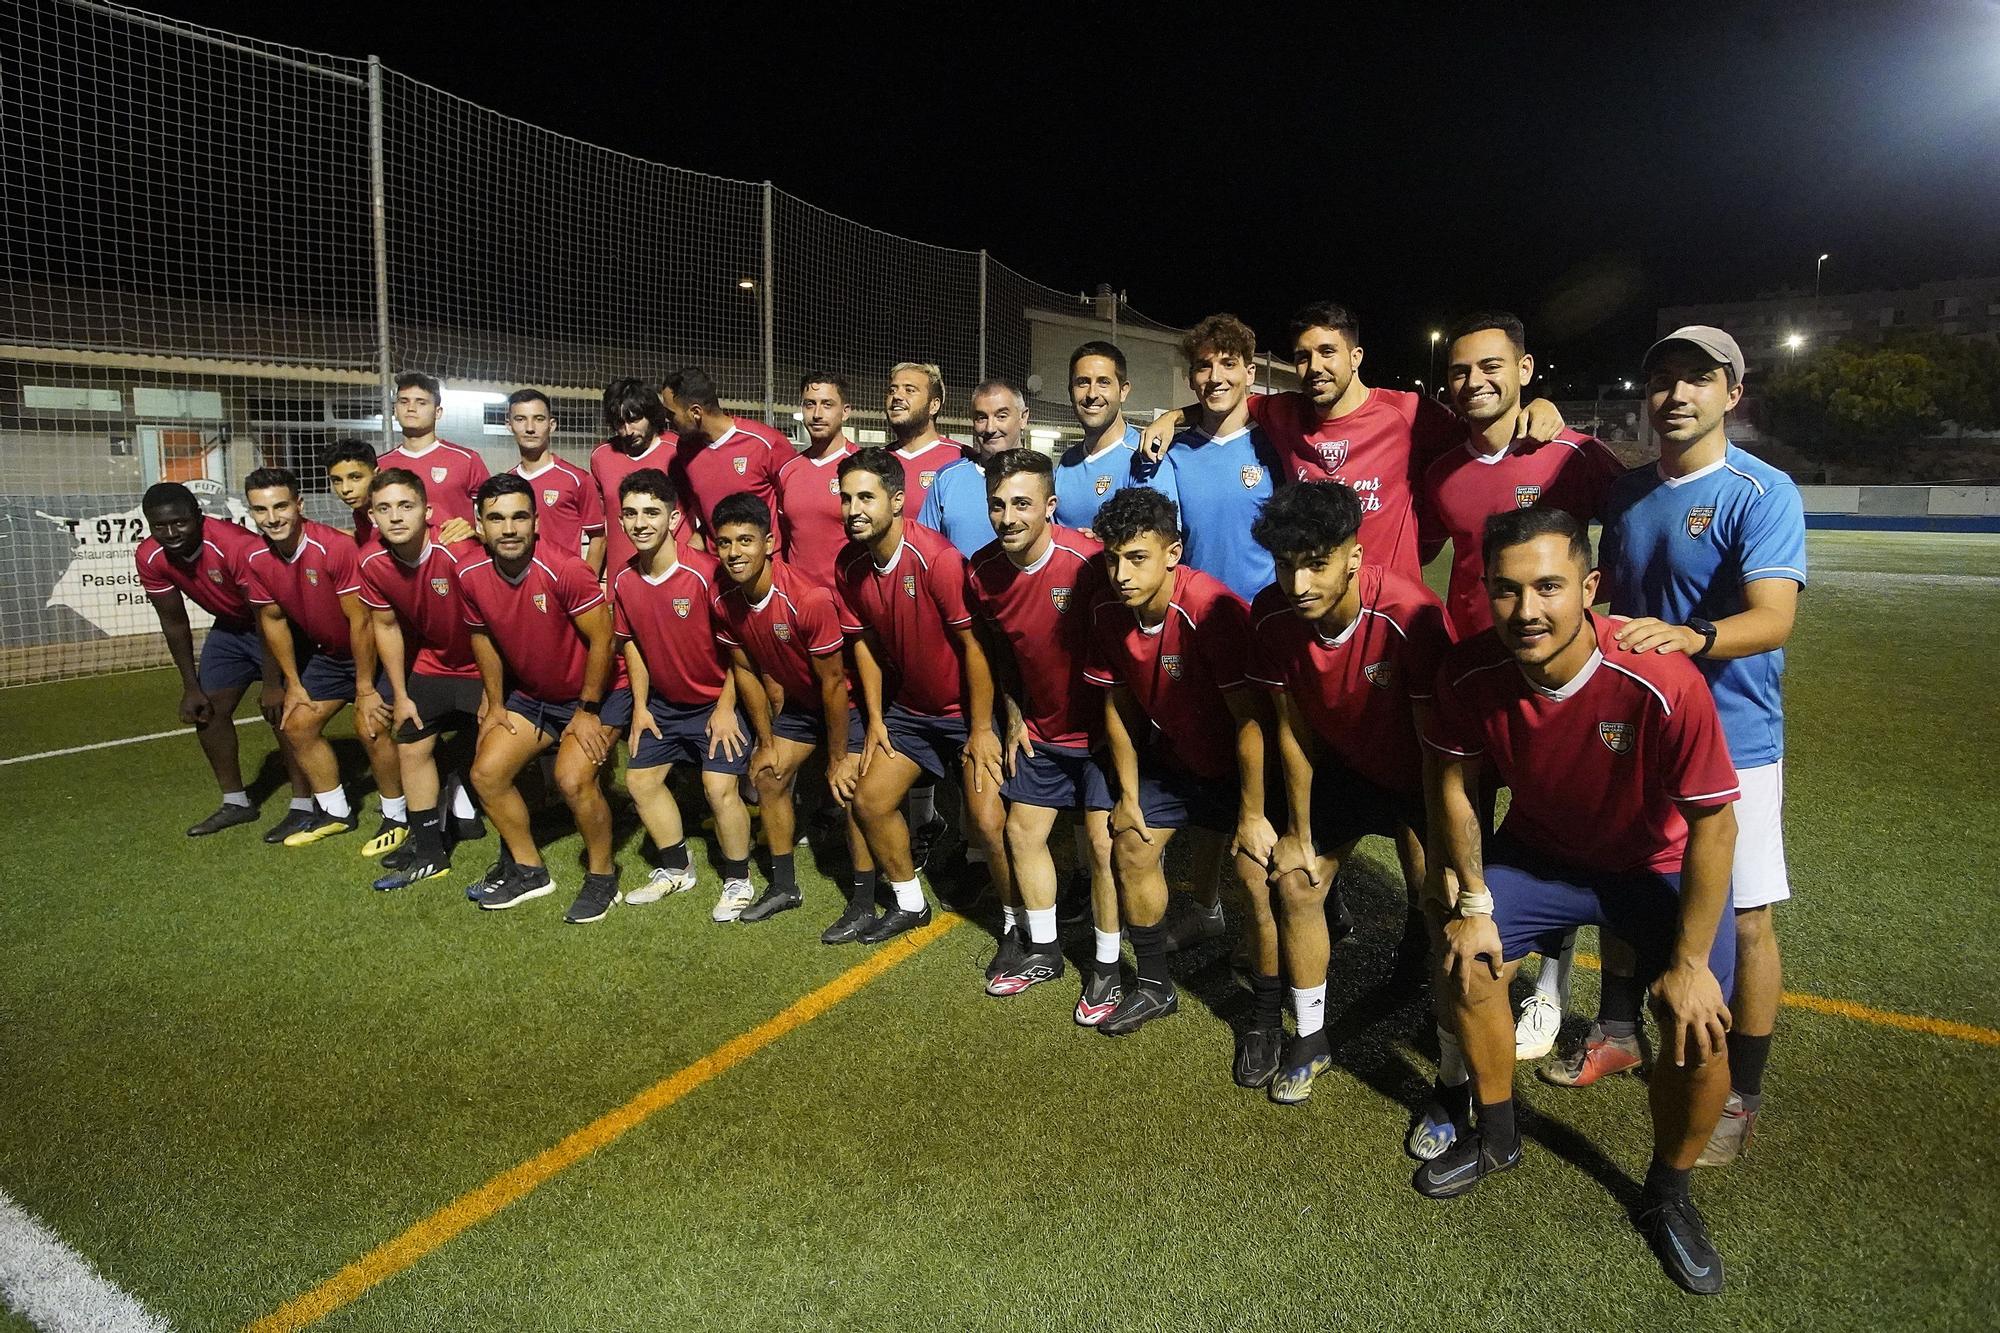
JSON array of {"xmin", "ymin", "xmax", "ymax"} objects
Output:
[
  {"xmin": 1194, "ymin": 591, "xmax": 1251, "ymax": 692},
  {"xmin": 1400, "ymin": 598, "xmax": 1449, "ymax": 702},
  {"xmin": 1244, "ymin": 592, "xmax": 1289, "ymax": 690},
  {"xmin": 1411, "ymin": 394, "xmax": 1464, "ymax": 479},
  {"xmin": 612, "ymin": 575, "xmax": 633, "ymax": 638},
  {"xmin": 926, "ymin": 545, "xmax": 974, "ymax": 629},
  {"xmin": 559, "ymin": 559, "xmax": 607, "ymax": 617},
  {"xmin": 1082, "ymin": 601, "xmax": 1119, "ymax": 688},
  {"xmin": 463, "ymin": 449, "xmax": 491, "ymax": 498},
  {"xmin": 1143, "ymin": 452, "xmax": 1180, "ymax": 511},
  {"xmin": 1655, "ymin": 674, "xmax": 1741, "ymax": 807},
  {"xmin": 578, "ymin": 470, "xmax": 607, "ymax": 536},
  {"xmin": 1422, "ymin": 661, "xmax": 1485, "ymax": 757},
  {"xmin": 832, "ymin": 561, "xmax": 867, "ymax": 636},
  {"xmin": 242, "ymin": 557, "xmax": 274, "ymax": 607},
  {"xmin": 458, "ymin": 574, "xmax": 487, "ymax": 629},
  {"xmin": 356, "ymin": 555, "xmax": 392, "ymax": 610},
  {"xmin": 916, "ymin": 477, "xmax": 944, "ymax": 532},
  {"xmin": 324, "ymin": 537, "xmax": 362, "ymax": 596},
  {"xmin": 1737, "ymin": 481, "xmax": 1808, "ymax": 587},
  {"xmin": 799, "ymin": 590, "xmax": 846, "ymax": 657},
  {"xmin": 135, "ymin": 546, "xmax": 173, "ymax": 597}
]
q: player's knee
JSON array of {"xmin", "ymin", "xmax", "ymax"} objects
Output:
[
  {"xmin": 1111, "ymin": 832, "xmax": 1154, "ymax": 879},
  {"xmin": 1275, "ymin": 870, "xmax": 1327, "ymax": 917},
  {"xmin": 703, "ymin": 773, "xmax": 745, "ymax": 812},
  {"xmin": 852, "ymin": 784, "xmax": 900, "ymax": 825},
  {"xmin": 279, "ymin": 712, "xmax": 317, "ymax": 747}
]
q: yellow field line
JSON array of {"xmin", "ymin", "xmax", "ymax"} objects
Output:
[
  {"xmin": 244, "ymin": 914, "xmax": 961, "ymax": 1333},
  {"xmin": 1573, "ymin": 952, "xmax": 2000, "ymax": 1046}
]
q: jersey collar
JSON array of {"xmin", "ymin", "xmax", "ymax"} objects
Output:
[
  {"xmin": 873, "ymin": 539, "xmax": 907, "ymax": 575},
  {"xmin": 1658, "ymin": 451, "xmax": 1730, "ymax": 489},
  {"xmin": 1523, "ymin": 646, "xmax": 1604, "ymax": 700},
  {"xmin": 707, "ymin": 423, "xmax": 739, "ymax": 451}
]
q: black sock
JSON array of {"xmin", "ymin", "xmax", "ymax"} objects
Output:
[
  {"xmin": 1644, "ymin": 1157, "xmax": 1692, "ymax": 1200},
  {"xmin": 1437, "ymin": 1078, "xmax": 1474, "ymax": 1130},
  {"xmin": 657, "ymin": 840, "xmax": 691, "ymax": 874},
  {"xmin": 771, "ymin": 852, "xmax": 796, "ymax": 893},
  {"xmin": 1129, "ymin": 921, "xmax": 1170, "ymax": 986},
  {"xmin": 1477, "ymin": 1097, "xmax": 1519, "ymax": 1156},
  {"xmin": 1727, "ymin": 1031, "xmax": 1772, "ymax": 1101},
  {"xmin": 409, "ymin": 808, "xmax": 445, "ymax": 859},
  {"xmin": 1599, "ymin": 972, "xmax": 1645, "ymax": 1035},
  {"xmin": 851, "ymin": 869, "xmax": 879, "ymax": 908},
  {"xmin": 720, "ymin": 856, "xmax": 750, "ymax": 882},
  {"xmin": 1250, "ymin": 972, "xmax": 1284, "ymax": 1026}
]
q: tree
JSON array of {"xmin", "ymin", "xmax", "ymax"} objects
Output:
[{"xmin": 1764, "ymin": 343, "xmax": 1944, "ymax": 450}]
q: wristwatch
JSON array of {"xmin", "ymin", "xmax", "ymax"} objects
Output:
[
  {"xmin": 1687, "ymin": 616, "xmax": 1718, "ymax": 658},
  {"xmin": 577, "ymin": 698, "xmax": 603, "ymax": 716}
]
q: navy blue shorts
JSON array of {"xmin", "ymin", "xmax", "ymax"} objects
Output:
[
  {"xmin": 1084, "ymin": 754, "xmax": 1235, "ymax": 833},
  {"xmin": 300, "ymin": 651, "xmax": 387, "ymax": 704},
  {"xmin": 197, "ymin": 620, "xmax": 264, "ymax": 693},
  {"xmin": 773, "ymin": 703, "xmax": 864, "ymax": 752},
  {"xmin": 603, "ymin": 688, "xmax": 748, "ymax": 774},
  {"xmin": 396, "ymin": 671, "xmax": 484, "ymax": 742},
  {"xmin": 505, "ymin": 688, "xmax": 581, "ymax": 741},
  {"xmin": 884, "ymin": 705, "xmax": 969, "ymax": 782},
  {"xmin": 1306, "ymin": 765, "xmax": 1426, "ymax": 853},
  {"xmin": 1486, "ymin": 837, "xmax": 1738, "ymax": 1002},
  {"xmin": 1002, "ymin": 741, "xmax": 1106, "ymax": 811}
]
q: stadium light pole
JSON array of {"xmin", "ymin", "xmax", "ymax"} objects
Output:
[
  {"xmin": 1427, "ymin": 329, "xmax": 1441, "ymax": 392},
  {"xmin": 1814, "ymin": 252, "xmax": 1829, "ymax": 340}
]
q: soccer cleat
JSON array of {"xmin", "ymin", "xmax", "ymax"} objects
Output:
[
  {"xmin": 820, "ymin": 898, "xmax": 878, "ymax": 945},
  {"xmin": 856, "ymin": 902, "xmax": 933, "ymax": 943},
  {"xmin": 379, "ymin": 841, "xmax": 416, "ymax": 871},
  {"xmin": 1327, "ymin": 884, "xmax": 1356, "ymax": 943},
  {"xmin": 361, "ymin": 819, "xmax": 408, "ymax": 858},
  {"xmin": 985, "ymin": 930, "xmax": 1027, "ymax": 983},
  {"xmin": 282, "ymin": 808, "xmax": 360, "ymax": 847},
  {"xmin": 1540, "ymin": 1022, "xmax": 1646, "ymax": 1087},
  {"xmin": 1406, "ymin": 1096, "xmax": 1467, "ymax": 1162},
  {"xmin": 1233, "ymin": 1023, "xmax": 1284, "ymax": 1089},
  {"xmin": 187, "ymin": 802, "xmax": 259, "ymax": 837},
  {"xmin": 1073, "ymin": 965, "xmax": 1123, "ymax": 1027},
  {"xmin": 1269, "ymin": 1031, "xmax": 1334, "ymax": 1105},
  {"xmin": 479, "ymin": 864, "xmax": 555, "ymax": 911},
  {"xmin": 739, "ymin": 884, "xmax": 804, "ymax": 922},
  {"xmin": 626, "ymin": 866, "xmax": 696, "ymax": 906},
  {"xmin": 711, "ymin": 878, "xmax": 757, "ymax": 923},
  {"xmin": 1695, "ymin": 1092, "xmax": 1759, "ymax": 1168},
  {"xmin": 1515, "ymin": 993, "xmax": 1564, "ymax": 1061},
  {"xmin": 373, "ymin": 856, "xmax": 450, "ymax": 891},
  {"xmin": 450, "ymin": 811, "xmax": 487, "ymax": 846},
  {"xmin": 262, "ymin": 808, "xmax": 318, "ymax": 844},
  {"xmin": 465, "ymin": 858, "xmax": 513, "ymax": 903},
  {"xmin": 1412, "ymin": 1129, "xmax": 1522, "ymax": 1200},
  {"xmin": 986, "ymin": 945, "xmax": 1065, "ymax": 997},
  {"xmin": 563, "ymin": 872, "xmax": 622, "ymax": 925},
  {"xmin": 1055, "ymin": 868, "xmax": 1093, "ymax": 926},
  {"xmin": 909, "ymin": 814, "xmax": 950, "ymax": 870},
  {"xmin": 1098, "ymin": 979, "xmax": 1179, "ymax": 1036},
  {"xmin": 1162, "ymin": 901, "xmax": 1226, "ymax": 953},
  {"xmin": 1637, "ymin": 1188, "xmax": 1726, "ymax": 1294}
]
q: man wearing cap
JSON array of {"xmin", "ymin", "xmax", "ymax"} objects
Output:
[{"xmin": 1545, "ymin": 326, "xmax": 1805, "ymax": 1172}]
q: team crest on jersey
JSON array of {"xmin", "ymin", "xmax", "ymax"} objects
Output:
[
  {"xmin": 1686, "ymin": 505, "xmax": 1716, "ymax": 538},
  {"xmin": 732, "ymin": 456, "xmax": 748, "ymax": 475},
  {"xmin": 774, "ymin": 622, "xmax": 792, "ymax": 641},
  {"xmin": 1161, "ymin": 654, "xmax": 1184, "ymax": 679},
  {"xmin": 919, "ymin": 469, "xmax": 938, "ymax": 490},
  {"xmin": 1317, "ymin": 440, "xmax": 1350, "ymax": 472},
  {"xmin": 533, "ymin": 593, "xmax": 548, "ymax": 613},
  {"xmin": 1515, "ymin": 485, "xmax": 1542, "ymax": 508},
  {"xmin": 1094, "ymin": 474, "xmax": 1113, "ymax": 495},
  {"xmin": 1051, "ymin": 586, "xmax": 1073, "ymax": 613},
  {"xmin": 1240, "ymin": 465, "xmax": 1265, "ymax": 489},
  {"xmin": 207, "ymin": 568, "xmax": 224, "ymax": 584},
  {"xmin": 543, "ymin": 489, "xmax": 560, "ymax": 507},
  {"xmin": 304, "ymin": 568, "xmax": 319, "ymax": 586},
  {"xmin": 1598, "ymin": 721, "xmax": 1635, "ymax": 754},
  {"xmin": 1363, "ymin": 661, "xmax": 1393, "ymax": 689},
  {"xmin": 431, "ymin": 466, "xmax": 448, "ymax": 484},
  {"xmin": 829, "ymin": 477, "xmax": 840, "ymax": 495},
  {"xmin": 431, "ymin": 577, "xmax": 450, "ymax": 596},
  {"xmin": 902, "ymin": 573, "xmax": 917, "ymax": 598},
  {"xmin": 672, "ymin": 597, "xmax": 691, "ymax": 618}
]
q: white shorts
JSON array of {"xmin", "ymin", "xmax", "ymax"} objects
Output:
[{"xmin": 1730, "ymin": 760, "xmax": 1791, "ymax": 909}]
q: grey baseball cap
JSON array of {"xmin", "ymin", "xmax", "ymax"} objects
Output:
[{"xmin": 1642, "ymin": 325, "xmax": 1746, "ymax": 383}]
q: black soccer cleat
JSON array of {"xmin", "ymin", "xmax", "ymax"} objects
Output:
[
  {"xmin": 563, "ymin": 872, "xmax": 622, "ymax": 925},
  {"xmin": 1269, "ymin": 1030, "xmax": 1334, "ymax": 1105},
  {"xmin": 856, "ymin": 902, "xmax": 933, "ymax": 944},
  {"xmin": 1412, "ymin": 1129, "xmax": 1522, "ymax": 1200},
  {"xmin": 820, "ymin": 898, "xmax": 878, "ymax": 945},
  {"xmin": 985, "ymin": 930, "xmax": 1027, "ymax": 983},
  {"xmin": 187, "ymin": 802, "xmax": 259, "ymax": 837},
  {"xmin": 479, "ymin": 864, "xmax": 555, "ymax": 911},
  {"xmin": 1233, "ymin": 1023, "xmax": 1284, "ymax": 1089},
  {"xmin": 1098, "ymin": 978, "xmax": 1180, "ymax": 1036},
  {"xmin": 465, "ymin": 858, "xmax": 513, "ymax": 903},
  {"xmin": 986, "ymin": 945, "xmax": 1065, "ymax": 997},
  {"xmin": 282, "ymin": 808, "xmax": 360, "ymax": 847},
  {"xmin": 909, "ymin": 814, "xmax": 949, "ymax": 870},
  {"xmin": 1637, "ymin": 1188, "xmax": 1726, "ymax": 1295},
  {"xmin": 262, "ymin": 808, "xmax": 318, "ymax": 844},
  {"xmin": 1073, "ymin": 965, "xmax": 1123, "ymax": 1027},
  {"xmin": 739, "ymin": 884, "xmax": 803, "ymax": 923},
  {"xmin": 373, "ymin": 856, "xmax": 451, "ymax": 891}
]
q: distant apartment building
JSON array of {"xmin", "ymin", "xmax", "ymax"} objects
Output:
[{"xmin": 1659, "ymin": 276, "xmax": 2000, "ymax": 369}]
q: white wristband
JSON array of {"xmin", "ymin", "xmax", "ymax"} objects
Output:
[{"xmin": 1456, "ymin": 890, "xmax": 1495, "ymax": 919}]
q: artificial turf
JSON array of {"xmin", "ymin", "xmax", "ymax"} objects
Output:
[{"xmin": 2, "ymin": 530, "xmax": 1996, "ymax": 1331}]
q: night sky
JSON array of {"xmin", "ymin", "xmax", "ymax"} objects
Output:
[{"xmin": 160, "ymin": 0, "xmax": 2000, "ymax": 391}]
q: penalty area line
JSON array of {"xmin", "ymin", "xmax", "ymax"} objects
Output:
[
  {"xmin": 0, "ymin": 1187, "xmax": 171, "ymax": 1332},
  {"xmin": 0, "ymin": 716, "xmax": 258, "ymax": 767}
]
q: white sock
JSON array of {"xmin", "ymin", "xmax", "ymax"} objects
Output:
[
  {"xmin": 1536, "ymin": 931, "xmax": 1577, "ymax": 1004},
  {"xmin": 450, "ymin": 783, "xmax": 477, "ymax": 819},
  {"xmin": 221, "ymin": 790, "xmax": 250, "ymax": 808},
  {"xmin": 906, "ymin": 785, "xmax": 936, "ymax": 825},
  {"xmin": 290, "ymin": 796, "xmax": 315, "ymax": 812},
  {"xmin": 1437, "ymin": 1026, "xmax": 1469, "ymax": 1087},
  {"xmin": 315, "ymin": 786, "xmax": 351, "ymax": 819},
  {"xmin": 1001, "ymin": 904, "xmax": 1019, "ymax": 933},
  {"xmin": 1292, "ymin": 983, "xmax": 1328, "ymax": 1039},
  {"xmin": 380, "ymin": 795, "xmax": 408, "ymax": 822},
  {"xmin": 1025, "ymin": 907, "xmax": 1057, "ymax": 947},
  {"xmin": 890, "ymin": 877, "xmax": 925, "ymax": 912},
  {"xmin": 1094, "ymin": 927, "xmax": 1122, "ymax": 965}
]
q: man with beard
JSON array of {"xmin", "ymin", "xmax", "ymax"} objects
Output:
[
  {"xmin": 662, "ymin": 367, "xmax": 790, "ymax": 551},
  {"xmin": 590, "ymin": 378, "xmax": 679, "ymax": 574},
  {"xmin": 773, "ymin": 373, "xmax": 858, "ymax": 585},
  {"xmin": 1054, "ymin": 341, "xmax": 1173, "ymax": 535},
  {"xmin": 505, "ymin": 388, "xmax": 604, "ymax": 573}
]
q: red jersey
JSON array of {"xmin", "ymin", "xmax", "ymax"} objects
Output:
[
  {"xmin": 1247, "ymin": 566, "xmax": 1446, "ymax": 798},
  {"xmin": 457, "ymin": 552, "xmax": 607, "ymax": 703},
  {"xmin": 1425, "ymin": 615, "xmax": 1740, "ymax": 874},
  {"xmin": 893, "ymin": 438, "xmax": 966, "ymax": 494},
  {"xmin": 712, "ymin": 558, "xmax": 846, "ymax": 714},
  {"xmin": 378, "ymin": 439, "xmax": 490, "ymax": 531},
  {"xmin": 611, "ymin": 550, "xmax": 730, "ymax": 706},
  {"xmin": 1248, "ymin": 388, "xmax": 1461, "ymax": 583},
  {"xmin": 966, "ymin": 527, "xmax": 1106, "ymax": 749},
  {"xmin": 673, "ymin": 419, "xmax": 790, "ymax": 552},
  {"xmin": 773, "ymin": 441, "xmax": 855, "ymax": 585},
  {"xmin": 135, "ymin": 518, "xmax": 261, "ymax": 626},
  {"xmin": 1420, "ymin": 428, "xmax": 1627, "ymax": 639},
  {"xmin": 834, "ymin": 520, "xmax": 974, "ymax": 718},
  {"xmin": 241, "ymin": 521, "xmax": 363, "ymax": 658},
  {"xmin": 511, "ymin": 454, "xmax": 605, "ymax": 564},
  {"xmin": 1083, "ymin": 564, "xmax": 1251, "ymax": 782},
  {"xmin": 590, "ymin": 435, "xmax": 680, "ymax": 573},
  {"xmin": 356, "ymin": 540, "xmax": 482, "ymax": 680}
]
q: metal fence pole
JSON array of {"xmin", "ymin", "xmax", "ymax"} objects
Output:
[
  {"xmin": 367, "ymin": 56, "xmax": 394, "ymax": 444},
  {"xmin": 761, "ymin": 181, "xmax": 775, "ymax": 425},
  {"xmin": 978, "ymin": 249, "xmax": 988, "ymax": 382},
  {"xmin": 1110, "ymin": 291, "xmax": 1119, "ymax": 348}
]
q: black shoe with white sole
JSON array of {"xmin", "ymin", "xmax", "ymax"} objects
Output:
[
  {"xmin": 188, "ymin": 802, "xmax": 259, "ymax": 837},
  {"xmin": 1412, "ymin": 1128, "xmax": 1522, "ymax": 1200},
  {"xmin": 1637, "ymin": 1188, "xmax": 1726, "ymax": 1295},
  {"xmin": 479, "ymin": 864, "xmax": 555, "ymax": 911},
  {"xmin": 563, "ymin": 872, "xmax": 622, "ymax": 924}
]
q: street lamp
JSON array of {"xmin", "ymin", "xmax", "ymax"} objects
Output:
[
  {"xmin": 1815, "ymin": 254, "xmax": 1829, "ymax": 300},
  {"xmin": 1427, "ymin": 329, "xmax": 1441, "ymax": 389},
  {"xmin": 737, "ymin": 278, "xmax": 756, "ymax": 290}
]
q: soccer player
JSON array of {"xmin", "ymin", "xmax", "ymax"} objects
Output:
[
  {"xmin": 135, "ymin": 481, "xmax": 310, "ymax": 838},
  {"xmin": 1084, "ymin": 488, "xmax": 1280, "ymax": 1082},
  {"xmin": 379, "ymin": 373, "xmax": 490, "ymax": 531},
  {"xmin": 1158, "ymin": 314, "xmax": 1279, "ymax": 604},
  {"xmin": 1419, "ymin": 506, "xmax": 1739, "ymax": 1296},
  {"xmin": 1141, "ymin": 301, "xmax": 1565, "ymax": 583},
  {"xmin": 1423, "ymin": 310, "xmax": 1626, "ymax": 1059},
  {"xmin": 355, "ymin": 468, "xmax": 489, "ymax": 890},
  {"xmin": 458, "ymin": 475, "xmax": 623, "ymax": 923},
  {"xmin": 606, "ymin": 468, "xmax": 756, "ymax": 921},
  {"xmin": 1054, "ymin": 340, "xmax": 1170, "ymax": 535},
  {"xmin": 1248, "ymin": 481, "xmax": 1452, "ymax": 1106},
  {"xmin": 920, "ymin": 380, "xmax": 1029, "ymax": 557},
  {"xmin": 967, "ymin": 450, "xmax": 1122, "ymax": 1016},
  {"xmin": 885, "ymin": 361, "xmax": 965, "ymax": 495},
  {"xmin": 506, "ymin": 388, "xmax": 605, "ymax": 573},
  {"xmin": 325, "ymin": 439, "xmax": 381, "ymax": 548},
  {"xmin": 773, "ymin": 372, "xmax": 858, "ymax": 585},
  {"xmin": 661, "ymin": 367, "xmax": 789, "ymax": 550},
  {"xmin": 591, "ymin": 378, "xmax": 679, "ymax": 574},
  {"xmin": 239, "ymin": 467, "xmax": 405, "ymax": 849},
  {"xmin": 832, "ymin": 448, "xmax": 1008, "ymax": 945},
  {"xmin": 709, "ymin": 492, "xmax": 867, "ymax": 928},
  {"xmin": 1572, "ymin": 326, "xmax": 1805, "ymax": 1169}
]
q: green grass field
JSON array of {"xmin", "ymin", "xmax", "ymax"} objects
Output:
[{"xmin": 3, "ymin": 530, "xmax": 1998, "ymax": 1331}]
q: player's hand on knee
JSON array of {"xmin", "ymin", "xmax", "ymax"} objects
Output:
[
  {"xmin": 1232, "ymin": 814, "xmax": 1277, "ymax": 869},
  {"xmin": 1110, "ymin": 796, "xmax": 1153, "ymax": 845},
  {"xmin": 1442, "ymin": 914, "xmax": 1503, "ymax": 994},
  {"xmin": 706, "ymin": 706, "xmax": 746, "ymax": 761},
  {"xmin": 1271, "ymin": 833, "xmax": 1316, "ymax": 887},
  {"xmin": 1654, "ymin": 961, "xmax": 1732, "ymax": 1067},
  {"xmin": 179, "ymin": 687, "xmax": 212, "ymax": 727}
]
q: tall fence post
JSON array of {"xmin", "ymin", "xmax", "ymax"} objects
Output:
[
  {"xmin": 978, "ymin": 249, "xmax": 988, "ymax": 383},
  {"xmin": 1110, "ymin": 291, "xmax": 1119, "ymax": 348},
  {"xmin": 761, "ymin": 181, "xmax": 776, "ymax": 426},
  {"xmin": 367, "ymin": 56, "xmax": 394, "ymax": 445}
]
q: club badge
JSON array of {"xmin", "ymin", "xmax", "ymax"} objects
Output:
[
  {"xmin": 1161, "ymin": 653, "xmax": 1183, "ymax": 679},
  {"xmin": 1051, "ymin": 586, "xmax": 1072, "ymax": 613},
  {"xmin": 1598, "ymin": 721, "xmax": 1635, "ymax": 754},
  {"xmin": 1515, "ymin": 485, "xmax": 1542, "ymax": 509},
  {"xmin": 431, "ymin": 577, "xmax": 450, "ymax": 596},
  {"xmin": 829, "ymin": 477, "xmax": 840, "ymax": 496},
  {"xmin": 1363, "ymin": 661, "xmax": 1393, "ymax": 689},
  {"xmin": 544, "ymin": 489, "xmax": 560, "ymax": 507},
  {"xmin": 207, "ymin": 568, "xmax": 225, "ymax": 583},
  {"xmin": 304, "ymin": 568, "xmax": 319, "ymax": 586},
  {"xmin": 1094, "ymin": 475, "xmax": 1113, "ymax": 495},
  {"xmin": 673, "ymin": 597, "xmax": 691, "ymax": 618},
  {"xmin": 431, "ymin": 466, "xmax": 448, "ymax": 484},
  {"xmin": 1317, "ymin": 440, "xmax": 1350, "ymax": 472},
  {"xmin": 1240, "ymin": 465, "xmax": 1264, "ymax": 489},
  {"xmin": 732, "ymin": 456, "xmax": 748, "ymax": 475},
  {"xmin": 533, "ymin": 593, "xmax": 548, "ymax": 613},
  {"xmin": 903, "ymin": 573, "xmax": 917, "ymax": 598},
  {"xmin": 1686, "ymin": 505, "xmax": 1716, "ymax": 538},
  {"xmin": 919, "ymin": 470, "xmax": 938, "ymax": 490},
  {"xmin": 773, "ymin": 622, "xmax": 792, "ymax": 641}
]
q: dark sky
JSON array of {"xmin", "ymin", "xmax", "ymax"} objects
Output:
[{"xmin": 162, "ymin": 0, "xmax": 2000, "ymax": 391}]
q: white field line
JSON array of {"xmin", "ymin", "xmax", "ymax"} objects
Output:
[
  {"xmin": 0, "ymin": 1188, "xmax": 170, "ymax": 1332},
  {"xmin": 0, "ymin": 716, "xmax": 258, "ymax": 767}
]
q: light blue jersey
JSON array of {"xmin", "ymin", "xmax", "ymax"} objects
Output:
[
  {"xmin": 1053, "ymin": 422, "xmax": 1175, "ymax": 530},
  {"xmin": 1163, "ymin": 421, "xmax": 1278, "ymax": 604},
  {"xmin": 918, "ymin": 455, "xmax": 997, "ymax": 557},
  {"xmin": 1600, "ymin": 444, "xmax": 1807, "ymax": 767}
]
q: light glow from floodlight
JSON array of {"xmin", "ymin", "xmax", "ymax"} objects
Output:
[{"xmin": 1785, "ymin": 333, "xmax": 1805, "ymax": 350}]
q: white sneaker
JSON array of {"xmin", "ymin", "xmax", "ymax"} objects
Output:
[
  {"xmin": 711, "ymin": 877, "xmax": 756, "ymax": 922},
  {"xmin": 627, "ymin": 866, "xmax": 696, "ymax": 905},
  {"xmin": 1515, "ymin": 992, "xmax": 1563, "ymax": 1060}
]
